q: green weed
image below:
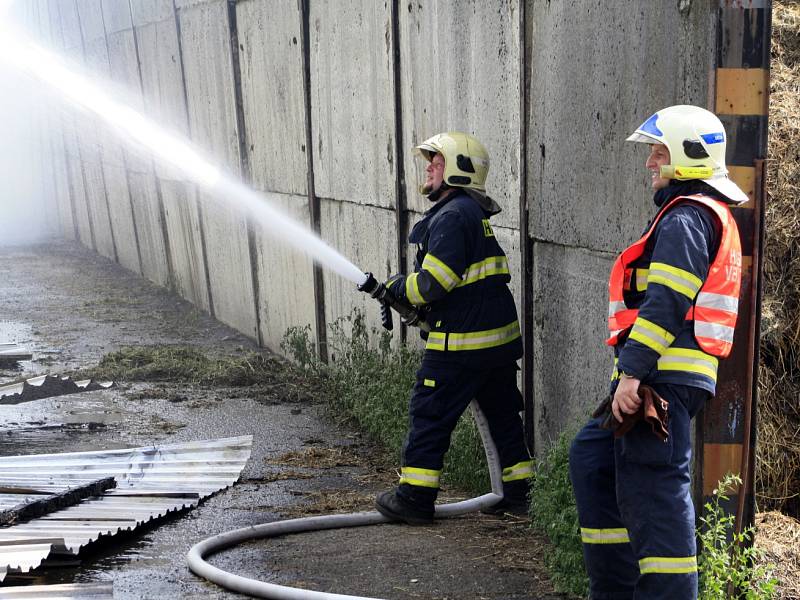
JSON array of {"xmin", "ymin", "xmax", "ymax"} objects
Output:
[
  {"xmin": 281, "ymin": 309, "xmax": 490, "ymax": 493},
  {"xmin": 698, "ymin": 473, "xmax": 778, "ymax": 599},
  {"xmin": 530, "ymin": 428, "xmax": 589, "ymax": 597}
]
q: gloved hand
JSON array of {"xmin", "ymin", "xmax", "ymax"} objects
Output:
[{"xmin": 593, "ymin": 385, "xmax": 670, "ymax": 442}]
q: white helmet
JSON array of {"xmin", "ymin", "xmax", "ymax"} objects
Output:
[{"xmin": 627, "ymin": 105, "xmax": 748, "ymax": 205}]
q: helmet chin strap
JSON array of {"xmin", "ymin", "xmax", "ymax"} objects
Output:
[{"xmin": 426, "ymin": 182, "xmax": 452, "ymax": 202}]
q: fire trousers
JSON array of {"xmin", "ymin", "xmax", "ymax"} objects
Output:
[
  {"xmin": 397, "ymin": 358, "xmax": 532, "ymax": 508},
  {"xmin": 569, "ymin": 382, "xmax": 708, "ymax": 600}
]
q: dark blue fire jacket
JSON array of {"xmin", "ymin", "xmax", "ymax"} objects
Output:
[
  {"xmin": 387, "ymin": 191, "xmax": 523, "ymax": 368},
  {"xmin": 613, "ymin": 181, "xmax": 725, "ymax": 394}
]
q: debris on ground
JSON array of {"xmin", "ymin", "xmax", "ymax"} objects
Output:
[
  {"xmin": 0, "ymin": 343, "xmax": 32, "ymax": 365},
  {"xmin": 755, "ymin": 511, "xmax": 800, "ymax": 599}
]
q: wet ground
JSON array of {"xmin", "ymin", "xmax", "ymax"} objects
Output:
[{"xmin": 0, "ymin": 242, "xmax": 564, "ymax": 599}]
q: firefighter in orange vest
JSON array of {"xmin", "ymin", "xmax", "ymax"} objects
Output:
[{"xmin": 568, "ymin": 105, "xmax": 746, "ymax": 600}]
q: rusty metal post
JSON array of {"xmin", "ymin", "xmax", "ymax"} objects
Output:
[{"xmin": 697, "ymin": 0, "xmax": 771, "ymax": 533}]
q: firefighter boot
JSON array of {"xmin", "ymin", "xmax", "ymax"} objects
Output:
[
  {"xmin": 481, "ymin": 478, "xmax": 530, "ymax": 516},
  {"xmin": 375, "ymin": 489, "xmax": 435, "ymax": 525}
]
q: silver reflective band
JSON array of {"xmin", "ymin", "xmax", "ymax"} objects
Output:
[
  {"xmin": 608, "ymin": 301, "xmax": 627, "ymax": 318},
  {"xmin": 580, "ymin": 527, "xmax": 630, "ymax": 544},
  {"xmin": 657, "ymin": 354, "xmax": 717, "ymax": 371},
  {"xmin": 695, "ymin": 321, "xmax": 735, "ymax": 343},
  {"xmin": 696, "ymin": 291, "xmax": 738, "ymax": 313}
]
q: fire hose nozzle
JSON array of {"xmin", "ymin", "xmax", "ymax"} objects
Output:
[{"xmin": 357, "ymin": 272, "xmax": 430, "ymax": 332}]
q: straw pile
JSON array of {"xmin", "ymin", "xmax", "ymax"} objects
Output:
[
  {"xmin": 754, "ymin": 511, "xmax": 800, "ymax": 598},
  {"xmin": 759, "ymin": 0, "xmax": 800, "ymax": 518}
]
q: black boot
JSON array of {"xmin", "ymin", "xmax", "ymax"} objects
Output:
[
  {"xmin": 375, "ymin": 489, "xmax": 435, "ymax": 525},
  {"xmin": 481, "ymin": 479, "xmax": 530, "ymax": 516}
]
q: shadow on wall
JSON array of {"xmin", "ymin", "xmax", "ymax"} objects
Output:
[{"xmin": 0, "ymin": 64, "xmax": 59, "ymax": 246}]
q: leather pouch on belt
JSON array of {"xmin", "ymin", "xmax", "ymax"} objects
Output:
[{"xmin": 592, "ymin": 385, "xmax": 670, "ymax": 442}]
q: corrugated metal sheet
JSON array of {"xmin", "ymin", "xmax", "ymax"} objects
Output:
[
  {"xmin": 0, "ymin": 375, "xmax": 114, "ymax": 405},
  {"xmin": 0, "ymin": 582, "xmax": 113, "ymax": 599},
  {"xmin": 0, "ymin": 477, "xmax": 115, "ymax": 525},
  {"xmin": 0, "ymin": 435, "xmax": 252, "ymax": 581},
  {"xmin": 0, "ymin": 344, "xmax": 32, "ymax": 363}
]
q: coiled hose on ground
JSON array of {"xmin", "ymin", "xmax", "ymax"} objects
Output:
[{"xmin": 187, "ymin": 401, "xmax": 505, "ymax": 599}]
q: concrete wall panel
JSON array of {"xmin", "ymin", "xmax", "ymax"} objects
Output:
[
  {"xmin": 310, "ymin": 1, "xmax": 396, "ymax": 208},
  {"xmin": 179, "ymin": 0, "xmax": 258, "ymax": 338},
  {"xmin": 127, "ymin": 172, "xmax": 171, "ymax": 287},
  {"xmin": 237, "ymin": 0, "xmax": 307, "ymax": 195},
  {"xmin": 159, "ymin": 180, "xmax": 211, "ymax": 310},
  {"xmin": 48, "ymin": 120, "xmax": 77, "ymax": 240},
  {"xmin": 532, "ymin": 243, "xmax": 613, "ymax": 448},
  {"xmin": 320, "ymin": 199, "xmax": 398, "ymax": 339},
  {"xmin": 61, "ymin": 115, "xmax": 94, "ymax": 248},
  {"xmin": 527, "ymin": 0, "xmax": 714, "ymax": 252},
  {"xmin": 101, "ymin": 0, "xmax": 132, "ymax": 34},
  {"xmin": 76, "ymin": 0, "xmax": 105, "ymax": 41},
  {"xmin": 254, "ymin": 192, "xmax": 318, "ymax": 351},
  {"xmin": 399, "ymin": 1, "xmax": 521, "ymax": 229},
  {"xmin": 129, "ymin": 0, "xmax": 173, "ymax": 27}
]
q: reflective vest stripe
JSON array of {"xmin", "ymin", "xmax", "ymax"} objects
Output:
[
  {"xmin": 656, "ymin": 347, "xmax": 719, "ymax": 381},
  {"xmin": 635, "ymin": 268, "xmax": 649, "ymax": 291},
  {"xmin": 647, "ymin": 262, "xmax": 703, "ymax": 299},
  {"xmin": 628, "ymin": 317, "xmax": 676, "ymax": 355},
  {"xmin": 502, "ymin": 460, "xmax": 534, "ymax": 482},
  {"xmin": 638, "ymin": 555, "xmax": 697, "ymax": 574},
  {"xmin": 426, "ymin": 320, "xmax": 521, "ymax": 352},
  {"xmin": 422, "ymin": 253, "xmax": 461, "ymax": 292},
  {"xmin": 457, "ymin": 256, "xmax": 510, "ymax": 286},
  {"xmin": 606, "ymin": 194, "xmax": 741, "ymax": 358},
  {"xmin": 399, "ymin": 466, "xmax": 441, "ymax": 488},
  {"xmin": 406, "ymin": 272, "xmax": 425, "ymax": 306},
  {"xmin": 580, "ymin": 527, "xmax": 631, "ymax": 544}
]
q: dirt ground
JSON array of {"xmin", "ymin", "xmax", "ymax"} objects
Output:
[{"xmin": 0, "ymin": 242, "xmax": 565, "ymax": 599}]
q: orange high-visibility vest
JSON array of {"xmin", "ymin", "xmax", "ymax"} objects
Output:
[{"xmin": 607, "ymin": 194, "xmax": 742, "ymax": 358}]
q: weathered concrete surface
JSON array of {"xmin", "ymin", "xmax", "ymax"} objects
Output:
[
  {"xmin": 104, "ymin": 19, "xmax": 172, "ymax": 288},
  {"xmin": 178, "ymin": 0, "xmax": 258, "ymax": 339},
  {"xmin": 80, "ymin": 0, "xmax": 141, "ymax": 274},
  {"xmin": 310, "ymin": 1, "xmax": 397, "ymax": 209},
  {"xmin": 46, "ymin": 116, "xmax": 78, "ymax": 241},
  {"xmin": 237, "ymin": 0, "xmax": 307, "ymax": 196},
  {"xmin": 399, "ymin": 1, "xmax": 521, "ymax": 230},
  {"xmin": 253, "ymin": 193, "xmax": 319, "ymax": 352},
  {"xmin": 532, "ymin": 242, "xmax": 614, "ymax": 448},
  {"xmin": 527, "ymin": 0, "xmax": 715, "ymax": 252},
  {"xmin": 321, "ymin": 200, "xmax": 398, "ymax": 337},
  {"xmin": 135, "ymin": 10, "xmax": 211, "ymax": 311}
]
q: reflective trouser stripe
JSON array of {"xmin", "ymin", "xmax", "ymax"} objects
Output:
[
  {"xmin": 580, "ymin": 527, "xmax": 631, "ymax": 544},
  {"xmin": 639, "ymin": 555, "xmax": 697, "ymax": 574},
  {"xmin": 399, "ymin": 466, "xmax": 440, "ymax": 488},
  {"xmin": 425, "ymin": 320, "xmax": 521, "ymax": 351},
  {"xmin": 502, "ymin": 460, "xmax": 533, "ymax": 482}
]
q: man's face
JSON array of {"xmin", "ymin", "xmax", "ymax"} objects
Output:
[
  {"xmin": 645, "ymin": 144, "xmax": 671, "ymax": 191},
  {"xmin": 423, "ymin": 153, "xmax": 446, "ymax": 194}
]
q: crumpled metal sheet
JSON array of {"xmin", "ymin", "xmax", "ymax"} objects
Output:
[
  {"xmin": 0, "ymin": 435, "xmax": 252, "ymax": 581},
  {"xmin": 0, "ymin": 343, "xmax": 32, "ymax": 364},
  {"xmin": 0, "ymin": 582, "xmax": 113, "ymax": 599},
  {"xmin": 0, "ymin": 375, "xmax": 115, "ymax": 405}
]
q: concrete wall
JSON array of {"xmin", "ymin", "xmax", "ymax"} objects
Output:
[{"xmin": 19, "ymin": 0, "xmax": 716, "ymax": 453}]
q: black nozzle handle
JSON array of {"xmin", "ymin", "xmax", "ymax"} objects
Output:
[{"xmin": 357, "ymin": 272, "xmax": 429, "ymax": 332}]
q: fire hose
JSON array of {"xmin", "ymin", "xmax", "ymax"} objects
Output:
[{"xmin": 187, "ymin": 274, "xmax": 506, "ymax": 598}]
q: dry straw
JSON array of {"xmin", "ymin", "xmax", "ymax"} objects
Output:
[{"xmin": 759, "ymin": 0, "xmax": 800, "ymax": 518}]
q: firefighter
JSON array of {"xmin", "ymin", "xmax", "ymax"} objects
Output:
[
  {"xmin": 569, "ymin": 105, "xmax": 747, "ymax": 599},
  {"xmin": 374, "ymin": 132, "xmax": 533, "ymax": 525}
]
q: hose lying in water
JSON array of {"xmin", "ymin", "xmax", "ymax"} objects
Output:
[{"xmin": 187, "ymin": 400, "xmax": 504, "ymax": 599}]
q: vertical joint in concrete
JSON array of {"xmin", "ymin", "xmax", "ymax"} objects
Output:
[
  {"xmin": 298, "ymin": 0, "xmax": 327, "ymax": 363},
  {"xmin": 226, "ymin": 0, "xmax": 263, "ymax": 346},
  {"xmin": 172, "ymin": 0, "xmax": 215, "ymax": 317},
  {"xmin": 390, "ymin": 0, "xmax": 408, "ymax": 344}
]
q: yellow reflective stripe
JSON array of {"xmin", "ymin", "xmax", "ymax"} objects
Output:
[
  {"xmin": 635, "ymin": 268, "xmax": 649, "ymax": 291},
  {"xmin": 426, "ymin": 321, "xmax": 521, "ymax": 351},
  {"xmin": 423, "ymin": 378, "xmax": 436, "ymax": 388},
  {"xmin": 399, "ymin": 466, "xmax": 440, "ymax": 488},
  {"xmin": 639, "ymin": 555, "xmax": 697, "ymax": 574},
  {"xmin": 502, "ymin": 460, "xmax": 534, "ymax": 482},
  {"xmin": 580, "ymin": 527, "xmax": 631, "ymax": 544},
  {"xmin": 628, "ymin": 317, "xmax": 675, "ymax": 355},
  {"xmin": 421, "ymin": 253, "xmax": 461, "ymax": 291},
  {"xmin": 457, "ymin": 256, "xmax": 510, "ymax": 286},
  {"xmin": 648, "ymin": 262, "xmax": 703, "ymax": 300},
  {"xmin": 657, "ymin": 347, "xmax": 718, "ymax": 381},
  {"xmin": 405, "ymin": 272, "xmax": 425, "ymax": 306},
  {"xmin": 611, "ymin": 357, "xmax": 619, "ymax": 381}
]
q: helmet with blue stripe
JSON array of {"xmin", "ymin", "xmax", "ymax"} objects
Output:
[{"xmin": 627, "ymin": 105, "xmax": 747, "ymax": 205}]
